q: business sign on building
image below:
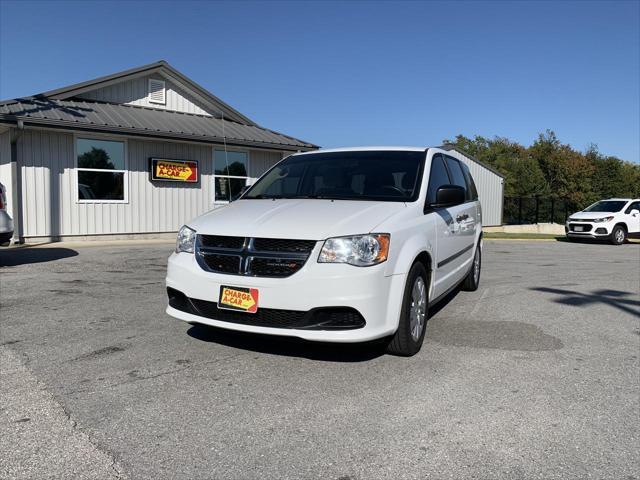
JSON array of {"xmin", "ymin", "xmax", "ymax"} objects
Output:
[{"xmin": 150, "ymin": 158, "xmax": 199, "ymax": 183}]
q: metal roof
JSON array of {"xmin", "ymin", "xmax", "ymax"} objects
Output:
[
  {"xmin": 19, "ymin": 60, "xmax": 257, "ymax": 126},
  {"xmin": 0, "ymin": 98, "xmax": 317, "ymax": 151}
]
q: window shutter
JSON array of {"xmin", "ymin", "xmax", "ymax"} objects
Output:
[{"xmin": 148, "ymin": 79, "xmax": 166, "ymax": 104}]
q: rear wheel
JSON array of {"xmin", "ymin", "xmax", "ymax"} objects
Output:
[
  {"xmin": 610, "ymin": 225, "xmax": 626, "ymax": 245},
  {"xmin": 386, "ymin": 262, "xmax": 428, "ymax": 357},
  {"xmin": 461, "ymin": 243, "xmax": 481, "ymax": 291}
]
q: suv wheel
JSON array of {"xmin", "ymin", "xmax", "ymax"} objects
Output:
[
  {"xmin": 461, "ymin": 243, "xmax": 481, "ymax": 291},
  {"xmin": 610, "ymin": 225, "xmax": 626, "ymax": 245},
  {"xmin": 386, "ymin": 262, "xmax": 428, "ymax": 357}
]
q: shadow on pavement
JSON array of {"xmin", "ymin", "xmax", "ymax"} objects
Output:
[
  {"xmin": 187, "ymin": 283, "xmax": 464, "ymax": 361},
  {"xmin": 0, "ymin": 248, "xmax": 79, "ymax": 267},
  {"xmin": 187, "ymin": 325, "xmax": 388, "ymax": 362},
  {"xmin": 531, "ymin": 287, "xmax": 640, "ymax": 316}
]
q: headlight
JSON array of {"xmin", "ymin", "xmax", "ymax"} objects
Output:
[
  {"xmin": 176, "ymin": 225, "xmax": 196, "ymax": 253},
  {"xmin": 318, "ymin": 234, "xmax": 390, "ymax": 266},
  {"xmin": 593, "ymin": 216, "xmax": 614, "ymax": 223}
]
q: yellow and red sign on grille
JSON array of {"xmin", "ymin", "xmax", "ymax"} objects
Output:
[
  {"xmin": 219, "ymin": 286, "xmax": 259, "ymax": 313},
  {"xmin": 150, "ymin": 158, "xmax": 199, "ymax": 183}
]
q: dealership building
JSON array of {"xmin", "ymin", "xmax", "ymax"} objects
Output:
[
  {"xmin": 0, "ymin": 61, "xmax": 317, "ymax": 242},
  {"xmin": 0, "ymin": 61, "xmax": 503, "ymax": 243}
]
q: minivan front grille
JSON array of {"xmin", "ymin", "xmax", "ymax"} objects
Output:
[
  {"xmin": 196, "ymin": 235, "xmax": 317, "ymax": 278},
  {"xmin": 253, "ymin": 238, "xmax": 316, "ymax": 254},
  {"xmin": 202, "ymin": 254, "xmax": 241, "ymax": 274},
  {"xmin": 200, "ymin": 235, "xmax": 245, "ymax": 250}
]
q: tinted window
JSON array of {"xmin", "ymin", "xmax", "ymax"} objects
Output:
[
  {"xmin": 445, "ymin": 156, "xmax": 467, "ymax": 193},
  {"xmin": 77, "ymin": 138, "xmax": 126, "ymax": 201},
  {"xmin": 460, "ymin": 162, "xmax": 478, "ymax": 201},
  {"xmin": 214, "ymin": 150, "xmax": 248, "ymax": 202},
  {"xmin": 214, "ymin": 150, "xmax": 248, "ymax": 176},
  {"xmin": 77, "ymin": 138, "xmax": 125, "ymax": 170},
  {"xmin": 426, "ymin": 154, "xmax": 451, "ymax": 205},
  {"xmin": 584, "ymin": 200, "xmax": 627, "ymax": 212},
  {"xmin": 625, "ymin": 201, "xmax": 640, "ymax": 214},
  {"xmin": 78, "ymin": 171, "xmax": 125, "ymax": 200},
  {"xmin": 244, "ymin": 151, "xmax": 425, "ymax": 202}
]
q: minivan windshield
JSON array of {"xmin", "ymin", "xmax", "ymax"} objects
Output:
[
  {"xmin": 242, "ymin": 151, "xmax": 425, "ymax": 202},
  {"xmin": 583, "ymin": 200, "xmax": 627, "ymax": 213}
]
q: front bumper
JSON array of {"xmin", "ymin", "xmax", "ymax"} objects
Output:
[
  {"xmin": 565, "ymin": 222, "xmax": 612, "ymax": 238},
  {"xmin": 165, "ymin": 250, "xmax": 407, "ymax": 343}
]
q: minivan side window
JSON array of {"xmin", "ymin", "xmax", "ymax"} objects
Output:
[
  {"xmin": 460, "ymin": 162, "xmax": 478, "ymax": 201},
  {"xmin": 444, "ymin": 156, "xmax": 468, "ymax": 197},
  {"xmin": 426, "ymin": 154, "xmax": 451, "ymax": 206}
]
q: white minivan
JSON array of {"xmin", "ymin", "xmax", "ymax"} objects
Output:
[{"xmin": 166, "ymin": 147, "xmax": 482, "ymax": 356}]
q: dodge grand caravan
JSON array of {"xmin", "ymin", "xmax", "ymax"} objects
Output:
[{"xmin": 166, "ymin": 147, "xmax": 483, "ymax": 356}]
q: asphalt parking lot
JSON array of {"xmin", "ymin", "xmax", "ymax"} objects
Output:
[{"xmin": 1, "ymin": 240, "xmax": 639, "ymax": 479}]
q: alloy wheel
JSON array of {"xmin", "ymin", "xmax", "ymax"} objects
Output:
[{"xmin": 409, "ymin": 277, "xmax": 427, "ymax": 341}]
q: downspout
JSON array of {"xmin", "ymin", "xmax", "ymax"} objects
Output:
[{"xmin": 10, "ymin": 119, "xmax": 24, "ymax": 244}]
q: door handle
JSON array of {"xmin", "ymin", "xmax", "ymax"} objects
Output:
[{"xmin": 456, "ymin": 214, "xmax": 469, "ymax": 222}]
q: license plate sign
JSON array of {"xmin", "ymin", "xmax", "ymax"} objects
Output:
[
  {"xmin": 218, "ymin": 286, "xmax": 259, "ymax": 313},
  {"xmin": 574, "ymin": 226, "xmax": 584, "ymax": 232}
]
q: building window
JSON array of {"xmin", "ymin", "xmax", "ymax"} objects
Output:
[
  {"xmin": 214, "ymin": 149, "xmax": 248, "ymax": 203},
  {"xmin": 76, "ymin": 138, "xmax": 127, "ymax": 202}
]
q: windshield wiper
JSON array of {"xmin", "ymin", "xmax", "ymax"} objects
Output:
[{"xmin": 244, "ymin": 194, "xmax": 328, "ymax": 200}]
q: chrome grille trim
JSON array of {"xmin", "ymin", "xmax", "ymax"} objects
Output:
[{"xmin": 195, "ymin": 235, "xmax": 316, "ymax": 278}]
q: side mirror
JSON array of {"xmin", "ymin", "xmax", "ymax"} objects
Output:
[
  {"xmin": 630, "ymin": 209, "xmax": 639, "ymax": 216},
  {"xmin": 430, "ymin": 185, "xmax": 466, "ymax": 209}
]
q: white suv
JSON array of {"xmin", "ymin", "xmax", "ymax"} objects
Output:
[
  {"xmin": 566, "ymin": 198, "xmax": 640, "ymax": 245},
  {"xmin": 166, "ymin": 147, "xmax": 483, "ymax": 356}
]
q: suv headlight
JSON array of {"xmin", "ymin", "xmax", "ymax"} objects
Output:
[
  {"xmin": 318, "ymin": 234, "xmax": 390, "ymax": 266},
  {"xmin": 593, "ymin": 216, "xmax": 614, "ymax": 223},
  {"xmin": 176, "ymin": 225, "xmax": 196, "ymax": 253}
]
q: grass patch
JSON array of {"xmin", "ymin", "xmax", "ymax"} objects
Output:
[{"xmin": 484, "ymin": 232, "xmax": 640, "ymax": 243}]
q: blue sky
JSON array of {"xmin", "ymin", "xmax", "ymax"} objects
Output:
[{"xmin": 1, "ymin": 0, "xmax": 638, "ymax": 162}]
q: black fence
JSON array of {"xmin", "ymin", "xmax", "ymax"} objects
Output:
[{"xmin": 504, "ymin": 196, "xmax": 579, "ymax": 225}]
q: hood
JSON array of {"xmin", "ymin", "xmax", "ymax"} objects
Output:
[
  {"xmin": 569, "ymin": 211, "xmax": 615, "ymax": 220},
  {"xmin": 188, "ymin": 199, "xmax": 405, "ymax": 240}
]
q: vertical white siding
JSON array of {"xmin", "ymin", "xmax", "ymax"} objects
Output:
[
  {"xmin": 78, "ymin": 75, "xmax": 214, "ymax": 116},
  {"xmin": 17, "ymin": 129, "xmax": 294, "ymax": 238},
  {"xmin": 18, "ymin": 130, "xmax": 213, "ymax": 237},
  {"xmin": 457, "ymin": 156, "xmax": 504, "ymax": 226},
  {"xmin": 249, "ymin": 150, "xmax": 283, "ymax": 178},
  {"xmin": 0, "ymin": 129, "xmax": 12, "ymax": 217}
]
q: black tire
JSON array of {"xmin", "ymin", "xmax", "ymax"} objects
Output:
[
  {"xmin": 610, "ymin": 225, "xmax": 626, "ymax": 245},
  {"xmin": 386, "ymin": 262, "xmax": 428, "ymax": 357},
  {"xmin": 461, "ymin": 243, "xmax": 481, "ymax": 291}
]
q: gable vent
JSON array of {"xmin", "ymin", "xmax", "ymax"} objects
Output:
[{"xmin": 148, "ymin": 78, "xmax": 166, "ymax": 104}]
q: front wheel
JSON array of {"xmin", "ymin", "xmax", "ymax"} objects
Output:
[
  {"xmin": 461, "ymin": 243, "xmax": 481, "ymax": 291},
  {"xmin": 386, "ymin": 262, "xmax": 428, "ymax": 357},
  {"xmin": 610, "ymin": 226, "xmax": 626, "ymax": 245}
]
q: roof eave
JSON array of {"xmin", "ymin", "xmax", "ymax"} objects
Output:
[{"xmin": 0, "ymin": 115, "xmax": 316, "ymax": 152}]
